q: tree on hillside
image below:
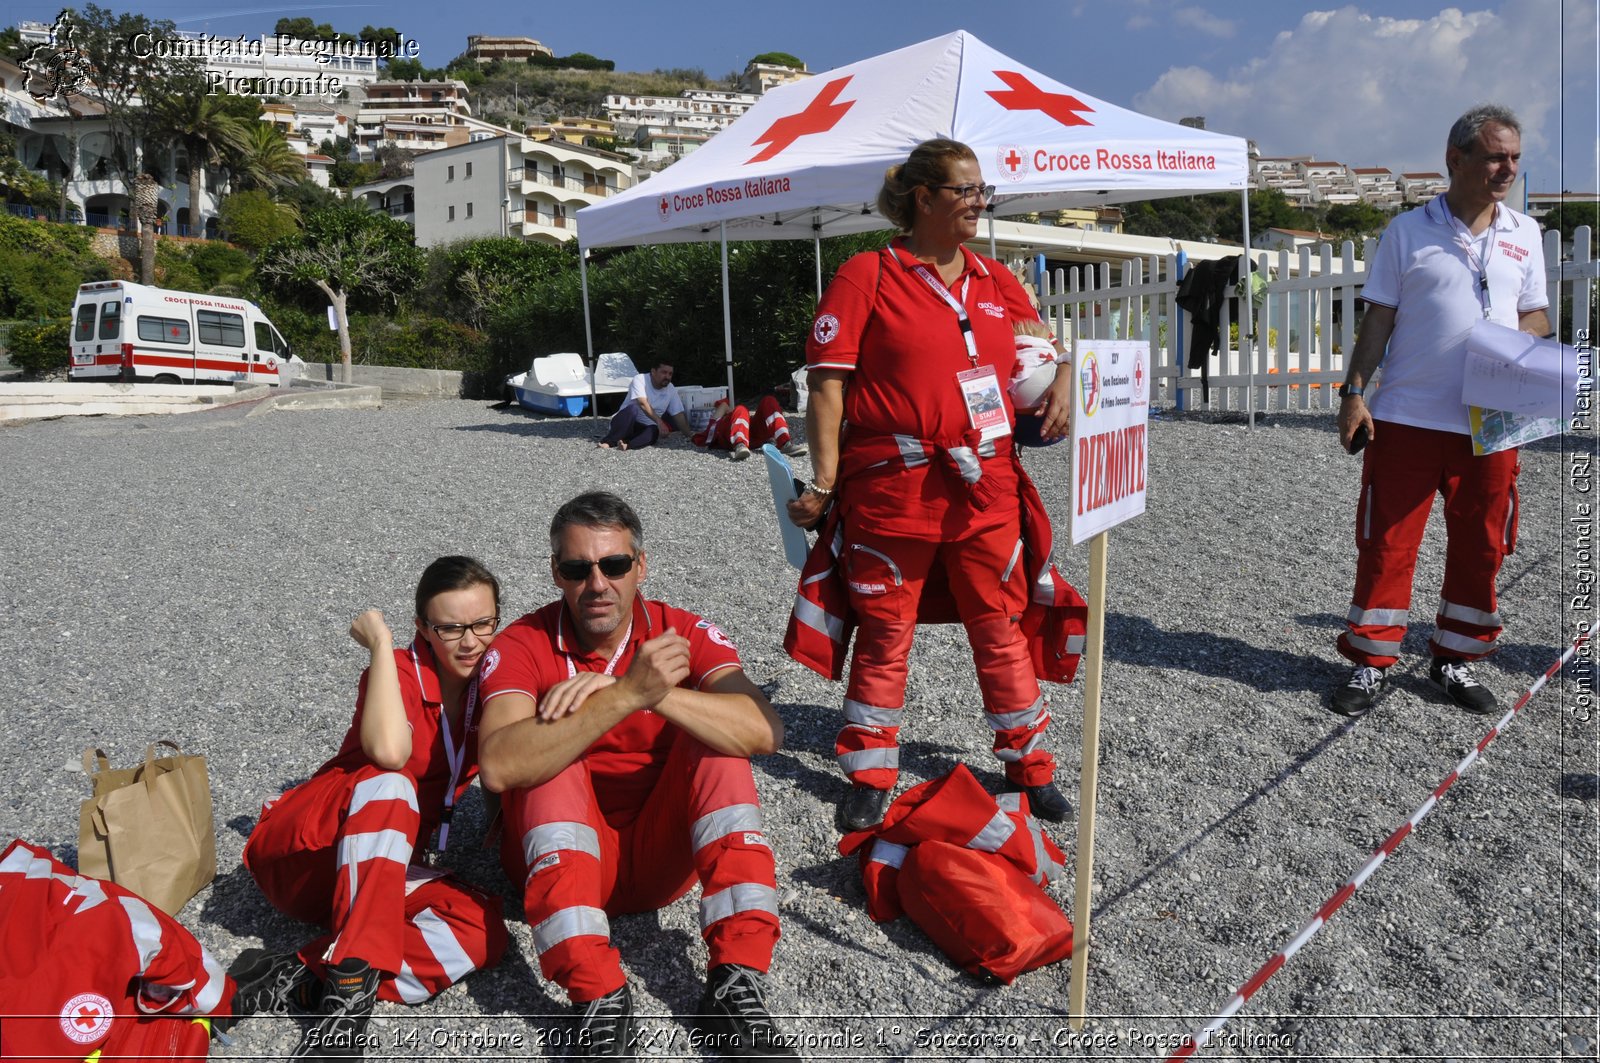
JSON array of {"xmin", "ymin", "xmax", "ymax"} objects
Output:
[
  {"xmin": 230, "ymin": 123, "xmax": 308, "ymax": 192},
  {"xmin": 217, "ymin": 189, "xmax": 300, "ymax": 251},
  {"xmin": 149, "ymin": 75, "xmax": 252, "ymax": 236},
  {"xmin": 747, "ymin": 51, "xmax": 804, "ymax": 69},
  {"xmin": 257, "ymin": 206, "xmax": 423, "ymax": 382},
  {"xmin": 427, "ymin": 237, "xmax": 574, "ymax": 329},
  {"xmin": 1324, "ymin": 200, "xmax": 1391, "ymax": 239},
  {"xmin": 273, "ymin": 17, "xmax": 335, "ymax": 40},
  {"xmin": 68, "ymin": 5, "xmax": 189, "ymax": 274}
]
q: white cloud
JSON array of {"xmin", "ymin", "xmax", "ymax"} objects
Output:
[
  {"xmin": 1126, "ymin": 14, "xmax": 1156, "ymax": 30},
  {"xmin": 1173, "ymin": 6, "xmax": 1236, "ymax": 38},
  {"xmin": 1133, "ymin": 0, "xmax": 1597, "ymax": 193}
]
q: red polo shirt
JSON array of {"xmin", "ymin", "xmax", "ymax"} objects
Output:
[
  {"xmin": 806, "ymin": 239, "xmax": 1040, "ymax": 537},
  {"xmin": 320, "ymin": 639, "xmax": 480, "ymax": 835},
  {"xmin": 479, "ymin": 596, "xmax": 742, "ymax": 818}
]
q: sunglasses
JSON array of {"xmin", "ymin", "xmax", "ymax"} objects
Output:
[{"xmin": 553, "ymin": 553, "xmax": 638, "ymax": 581}]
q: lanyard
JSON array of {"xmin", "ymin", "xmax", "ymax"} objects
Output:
[
  {"xmin": 1439, "ymin": 198, "xmax": 1496, "ymax": 319},
  {"xmin": 909, "ymin": 262, "xmax": 979, "ymax": 366},
  {"xmin": 412, "ymin": 643, "xmax": 477, "ymax": 853},
  {"xmin": 564, "ymin": 618, "xmax": 634, "ymax": 680}
]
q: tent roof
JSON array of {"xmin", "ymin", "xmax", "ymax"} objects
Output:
[{"xmin": 578, "ymin": 29, "xmax": 1248, "ymax": 250}]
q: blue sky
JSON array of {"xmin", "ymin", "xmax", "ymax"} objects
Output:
[{"xmin": 12, "ymin": 0, "xmax": 1597, "ymax": 195}]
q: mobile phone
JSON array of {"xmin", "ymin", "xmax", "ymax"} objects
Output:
[{"xmin": 1347, "ymin": 425, "xmax": 1369, "ymax": 454}]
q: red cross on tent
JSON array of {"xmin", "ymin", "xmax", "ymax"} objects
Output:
[
  {"xmin": 747, "ymin": 76, "xmax": 855, "ymax": 163},
  {"xmin": 987, "ymin": 70, "xmax": 1094, "ymax": 127}
]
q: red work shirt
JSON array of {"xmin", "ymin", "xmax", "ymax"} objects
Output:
[
  {"xmin": 319, "ymin": 639, "xmax": 480, "ymax": 837},
  {"xmin": 478, "ymin": 596, "xmax": 743, "ymax": 819},
  {"xmin": 806, "ymin": 240, "xmax": 1040, "ymax": 538}
]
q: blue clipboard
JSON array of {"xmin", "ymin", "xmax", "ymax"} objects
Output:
[{"xmin": 762, "ymin": 444, "xmax": 811, "ymax": 570}]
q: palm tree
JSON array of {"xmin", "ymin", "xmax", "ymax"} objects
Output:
[
  {"xmin": 133, "ymin": 172, "xmax": 159, "ymax": 283},
  {"xmin": 154, "ymin": 81, "xmax": 251, "ymax": 236},
  {"xmin": 230, "ymin": 123, "xmax": 308, "ymax": 193}
]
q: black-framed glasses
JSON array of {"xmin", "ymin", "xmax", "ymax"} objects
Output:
[
  {"xmin": 425, "ymin": 616, "xmax": 499, "ymax": 641},
  {"xmin": 933, "ymin": 183, "xmax": 995, "ymax": 204},
  {"xmin": 553, "ymin": 553, "xmax": 638, "ymax": 582}
]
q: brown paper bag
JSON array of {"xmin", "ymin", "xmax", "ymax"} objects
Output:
[{"xmin": 77, "ymin": 740, "xmax": 216, "ymax": 916}]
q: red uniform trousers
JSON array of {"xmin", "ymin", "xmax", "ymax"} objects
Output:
[
  {"xmin": 837, "ymin": 513, "xmax": 1054, "ymax": 791},
  {"xmin": 707, "ymin": 395, "xmax": 793, "ymax": 450},
  {"xmin": 1338, "ymin": 420, "xmax": 1520, "ymax": 668},
  {"xmin": 243, "ymin": 765, "xmax": 507, "ymax": 1004},
  {"xmin": 500, "ymin": 732, "xmax": 781, "ymax": 1003}
]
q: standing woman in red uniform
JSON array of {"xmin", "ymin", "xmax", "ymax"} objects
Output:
[
  {"xmin": 237, "ymin": 556, "xmax": 508, "ymax": 1060},
  {"xmin": 788, "ymin": 138, "xmax": 1076, "ymax": 832}
]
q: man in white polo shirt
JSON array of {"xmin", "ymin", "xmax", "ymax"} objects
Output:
[
  {"xmin": 597, "ymin": 362, "xmax": 693, "ymax": 451},
  {"xmin": 1331, "ymin": 104, "xmax": 1550, "ymax": 718}
]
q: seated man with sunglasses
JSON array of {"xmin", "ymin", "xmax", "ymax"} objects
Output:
[{"xmin": 477, "ymin": 491, "xmax": 796, "ymax": 1059}]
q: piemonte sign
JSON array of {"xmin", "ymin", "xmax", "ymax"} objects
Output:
[{"xmin": 578, "ymin": 29, "xmax": 1247, "ymax": 251}]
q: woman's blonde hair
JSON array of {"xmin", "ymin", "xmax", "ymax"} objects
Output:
[{"xmin": 877, "ymin": 138, "xmax": 978, "ymax": 232}]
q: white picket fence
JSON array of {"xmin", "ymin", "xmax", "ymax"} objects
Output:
[{"xmin": 1040, "ymin": 225, "xmax": 1596, "ymax": 413}]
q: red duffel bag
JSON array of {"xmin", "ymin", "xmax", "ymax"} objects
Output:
[{"xmin": 896, "ymin": 839, "xmax": 1074, "ymax": 985}]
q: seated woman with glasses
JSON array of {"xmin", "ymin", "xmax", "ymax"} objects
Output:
[{"xmin": 235, "ymin": 556, "xmax": 509, "ymax": 1060}]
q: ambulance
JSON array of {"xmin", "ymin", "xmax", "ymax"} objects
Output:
[{"xmin": 68, "ymin": 280, "xmax": 300, "ymax": 386}]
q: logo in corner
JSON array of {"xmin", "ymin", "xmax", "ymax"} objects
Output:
[
  {"xmin": 1079, "ymin": 352, "xmax": 1101, "ymax": 418},
  {"xmin": 480, "ymin": 648, "xmax": 500, "ymax": 680},
  {"xmin": 60, "ymin": 992, "xmax": 114, "ymax": 1045},
  {"xmin": 812, "ymin": 313, "xmax": 840, "ymax": 346},
  {"xmin": 23, "ymin": 11, "xmax": 92, "ymax": 103},
  {"xmin": 997, "ymin": 145, "xmax": 1029, "ymax": 183}
]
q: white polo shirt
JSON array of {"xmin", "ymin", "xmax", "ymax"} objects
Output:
[
  {"xmin": 625, "ymin": 372, "xmax": 684, "ymax": 418},
  {"xmin": 1363, "ymin": 195, "xmax": 1548, "ymax": 434}
]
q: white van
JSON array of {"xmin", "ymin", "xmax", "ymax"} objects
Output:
[{"xmin": 68, "ymin": 280, "xmax": 299, "ymax": 386}]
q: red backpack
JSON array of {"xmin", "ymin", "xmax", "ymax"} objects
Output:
[{"xmin": 838, "ymin": 766, "xmax": 1074, "ymax": 983}]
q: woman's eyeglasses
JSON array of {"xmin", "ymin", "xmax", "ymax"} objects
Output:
[
  {"xmin": 426, "ymin": 616, "xmax": 499, "ymax": 641},
  {"xmin": 933, "ymin": 183, "xmax": 996, "ymax": 204},
  {"xmin": 553, "ymin": 554, "xmax": 638, "ymax": 582}
]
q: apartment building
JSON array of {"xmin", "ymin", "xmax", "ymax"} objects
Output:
[
  {"xmin": 604, "ymin": 88, "xmax": 758, "ymax": 165},
  {"xmin": 349, "ymin": 80, "xmax": 474, "ymax": 155},
  {"xmin": 464, "ymin": 36, "xmax": 553, "ymax": 63},
  {"xmin": 401, "ymin": 132, "xmax": 634, "ymax": 246},
  {"xmin": 1398, "ymin": 172, "xmax": 1447, "ymax": 202}
]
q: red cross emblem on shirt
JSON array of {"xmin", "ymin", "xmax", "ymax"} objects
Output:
[
  {"xmin": 747, "ymin": 76, "xmax": 855, "ymax": 163},
  {"xmin": 74, "ymin": 1005, "xmax": 102, "ymax": 1028},
  {"xmin": 987, "ymin": 71, "xmax": 1094, "ymax": 127}
]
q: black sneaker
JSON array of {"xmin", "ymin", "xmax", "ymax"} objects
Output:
[
  {"xmin": 838, "ymin": 785, "xmax": 891, "ymax": 831},
  {"xmin": 576, "ymin": 983, "xmax": 634, "ymax": 1058},
  {"xmin": 228, "ymin": 948, "xmax": 320, "ymax": 1020},
  {"xmin": 1330, "ymin": 665, "xmax": 1386, "ymax": 718},
  {"xmin": 697, "ymin": 964, "xmax": 798, "ymax": 1059},
  {"xmin": 1430, "ymin": 657, "xmax": 1498, "ymax": 714},
  {"xmin": 1004, "ymin": 780, "xmax": 1072, "ymax": 823},
  {"xmin": 290, "ymin": 958, "xmax": 379, "ymax": 1060}
]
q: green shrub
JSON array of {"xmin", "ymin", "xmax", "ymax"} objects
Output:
[{"xmin": 7, "ymin": 317, "xmax": 71, "ymax": 375}]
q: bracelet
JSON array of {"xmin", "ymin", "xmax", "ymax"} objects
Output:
[{"xmin": 803, "ymin": 482, "xmax": 834, "ymax": 499}]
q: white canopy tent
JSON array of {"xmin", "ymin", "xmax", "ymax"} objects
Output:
[{"xmin": 575, "ymin": 29, "xmax": 1252, "ymax": 397}]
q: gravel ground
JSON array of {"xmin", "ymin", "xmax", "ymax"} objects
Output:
[{"xmin": 0, "ymin": 398, "xmax": 1595, "ymax": 1061}]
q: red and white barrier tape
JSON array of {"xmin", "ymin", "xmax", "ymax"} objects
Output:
[{"xmin": 1166, "ymin": 622, "xmax": 1598, "ymax": 1060}]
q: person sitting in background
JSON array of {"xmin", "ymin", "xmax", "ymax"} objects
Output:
[
  {"xmin": 598, "ymin": 361, "xmax": 693, "ymax": 452},
  {"xmin": 693, "ymin": 394, "xmax": 808, "ymax": 461},
  {"xmin": 238, "ymin": 557, "xmax": 508, "ymax": 1060}
]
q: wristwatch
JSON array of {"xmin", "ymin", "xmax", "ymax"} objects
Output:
[{"xmin": 1338, "ymin": 383, "xmax": 1365, "ymax": 399}]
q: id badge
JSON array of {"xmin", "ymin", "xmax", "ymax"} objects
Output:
[{"xmin": 957, "ymin": 365, "xmax": 1012, "ymax": 442}]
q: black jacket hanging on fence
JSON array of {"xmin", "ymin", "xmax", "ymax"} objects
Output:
[{"xmin": 1175, "ymin": 255, "xmax": 1249, "ymax": 404}]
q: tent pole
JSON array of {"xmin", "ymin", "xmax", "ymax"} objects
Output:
[
  {"xmin": 580, "ymin": 247, "xmax": 598, "ymax": 419},
  {"xmin": 720, "ymin": 221, "xmax": 736, "ymax": 398},
  {"xmin": 1239, "ymin": 188, "xmax": 1255, "ymax": 430},
  {"xmin": 813, "ymin": 212, "xmax": 823, "ymax": 299},
  {"xmin": 987, "ymin": 207, "xmax": 997, "ymax": 259}
]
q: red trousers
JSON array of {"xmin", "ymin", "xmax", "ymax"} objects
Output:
[
  {"xmin": 500, "ymin": 732, "xmax": 780, "ymax": 1003},
  {"xmin": 705, "ymin": 395, "xmax": 792, "ymax": 450},
  {"xmin": 837, "ymin": 514, "xmax": 1054, "ymax": 790},
  {"xmin": 1338, "ymin": 420, "xmax": 1520, "ymax": 668},
  {"xmin": 244, "ymin": 766, "xmax": 507, "ymax": 1003}
]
